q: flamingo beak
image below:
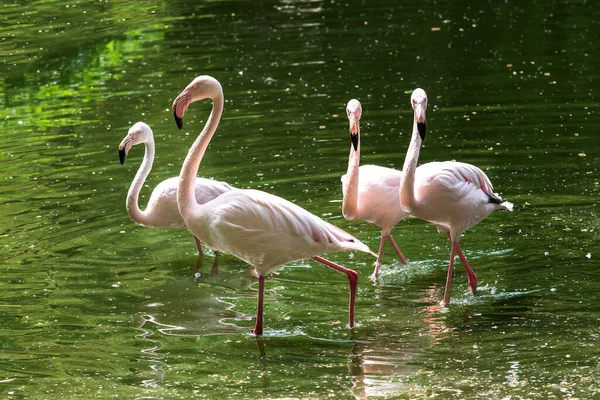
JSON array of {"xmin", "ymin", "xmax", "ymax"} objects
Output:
[
  {"xmin": 174, "ymin": 111, "xmax": 184, "ymax": 130},
  {"xmin": 119, "ymin": 148, "xmax": 127, "ymax": 165},
  {"xmin": 349, "ymin": 115, "xmax": 359, "ymax": 151},
  {"xmin": 118, "ymin": 138, "xmax": 134, "ymax": 165},
  {"xmin": 172, "ymin": 93, "xmax": 189, "ymax": 130},
  {"xmin": 415, "ymin": 105, "xmax": 427, "ymax": 141}
]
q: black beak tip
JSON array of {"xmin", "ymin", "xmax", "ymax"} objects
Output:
[
  {"xmin": 119, "ymin": 148, "xmax": 127, "ymax": 165},
  {"xmin": 417, "ymin": 122, "xmax": 426, "ymax": 141},
  {"xmin": 350, "ymin": 133, "xmax": 359, "ymax": 151},
  {"xmin": 174, "ymin": 111, "xmax": 183, "ymax": 130}
]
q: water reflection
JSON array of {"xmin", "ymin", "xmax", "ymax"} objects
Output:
[
  {"xmin": 134, "ymin": 314, "xmax": 171, "ymax": 388},
  {"xmin": 348, "ymin": 339, "xmax": 416, "ymax": 399},
  {"xmin": 139, "ymin": 267, "xmax": 250, "ymax": 336}
]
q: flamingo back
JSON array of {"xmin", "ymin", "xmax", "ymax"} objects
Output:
[
  {"xmin": 413, "ymin": 161, "xmax": 511, "ymax": 234},
  {"xmin": 184, "ymin": 189, "xmax": 373, "ymax": 274}
]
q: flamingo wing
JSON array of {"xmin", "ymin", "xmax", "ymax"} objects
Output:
[
  {"xmin": 417, "ymin": 161, "xmax": 501, "ymax": 202},
  {"xmin": 188, "ymin": 189, "xmax": 372, "ymax": 272}
]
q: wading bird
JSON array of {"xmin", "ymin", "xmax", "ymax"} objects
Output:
[
  {"xmin": 172, "ymin": 75, "xmax": 375, "ymax": 335},
  {"xmin": 119, "ymin": 121, "xmax": 233, "ymax": 256},
  {"xmin": 399, "ymin": 89, "xmax": 513, "ymax": 306},
  {"xmin": 341, "ymin": 99, "xmax": 409, "ymax": 281}
]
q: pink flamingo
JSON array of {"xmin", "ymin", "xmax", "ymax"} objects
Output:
[
  {"xmin": 341, "ymin": 99, "xmax": 409, "ymax": 281},
  {"xmin": 399, "ymin": 89, "xmax": 513, "ymax": 306},
  {"xmin": 119, "ymin": 122, "xmax": 234, "ymax": 256},
  {"xmin": 172, "ymin": 75, "xmax": 375, "ymax": 335}
]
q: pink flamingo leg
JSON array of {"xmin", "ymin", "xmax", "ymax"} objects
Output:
[
  {"xmin": 445, "ymin": 233, "xmax": 477, "ymax": 293},
  {"xmin": 387, "ymin": 235, "xmax": 407, "ymax": 265},
  {"xmin": 442, "ymin": 242, "xmax": 457, "ymax": 307},
  {"xmin": 455, "ymin": 243, "xmax": 476, "ymax": 294},
  {"xmin": 369, "ymin": 235, "xmax": 388, "ymax": 281},
  {"xmin": 252, "ymin": 275, "xmax": 265, "ymax": 335},
  {"xmin": 312, "ymin": 255, "xmax": 358, "ymax": 328},
  {"xmin": 193, "ymin": 236, "xmax": 203, "ymax": 253}
]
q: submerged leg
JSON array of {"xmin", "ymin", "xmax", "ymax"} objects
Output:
[
  {"xmin": 445, "ymin": 233, "xmax": 476, "ymax": 293},
  {"xmin": 387, "ymin": 235, "xmax": 407, "ymax": 265},
  {"xmin": 369, "ymin": 235, "xmax": 388, "ymax": 281},
  {"xmin": 252, "ymin": 275, "xmax": 265, "ymax": 335},
  {"xmin": 441, "ymin": 242, "xmax": 457, "ymax": 307},
  {"xmin": 312, "ymin": 255, "xmax": 358, "ymax": 328},
  {"xmin": 211, "ymin": 251, "xmax": 220, "ymax": 277}
]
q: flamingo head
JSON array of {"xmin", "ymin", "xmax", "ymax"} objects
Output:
[
  {"xmin": 346, "ymin": 99, "xmax": 362, "ymax": 151},
  {"xmin": 172, "ymin": 75, "xmax": 223, "ymax": 130},
  {"xmin": 410, "ymin": 88, "xmax": 427, "ymax": 141},
  {"xmin": 118, "ymin": 122, "xmax": 153, "ymax": 165}
]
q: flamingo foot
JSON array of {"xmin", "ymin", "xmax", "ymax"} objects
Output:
[{"xmin": 368, "ymin": 266, "xmax": 380, "ymax": 284}]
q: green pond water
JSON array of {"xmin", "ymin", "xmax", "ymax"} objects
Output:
[{"xmin": 1, "ymin": 0, "xmax": 599, "ymax": 398}]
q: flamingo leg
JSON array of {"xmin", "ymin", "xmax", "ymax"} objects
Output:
[
  {"xmin": 445, "ymin": 233, "xmax": 477, "ymax": 293},
  {"xmin": 369, "ymin": 235, "xmax": 388, "ymax": 281},
  {"xmin": 194, "ymin": 236, "xmax": 203, "ymax": 253},
  {"xmin": 441, "ymin": 242, "xmax": 457, "ymax": 307},
  {"xmin": 252, "ymin": 275, "xmax": 265, "ymax": 335},
  {"xmin": 211, "ymin": 253, "xmax": 219, "ymax": 277},
  {"xmin": 455, "ymin": 243, "xmax": 476, "ymax": 294},
  {"xmin": 387, "ymin": 235, "xmax": 407, "ymax": 265},
  {"xmin": 312, "ymin": 255, "xmax": 358, "ymax": 328}
]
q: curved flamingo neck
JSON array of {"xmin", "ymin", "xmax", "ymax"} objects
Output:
[
  {"xmin": 178, "ymin": 90, "xmax": 224, "ymax": 221},
  {"xmin": 342, "ymin": 132, "xmax": 360, "ymax": 220},
  {"xmin": 126, "ymin": 139, "xmax": 155, "ymax": 226},
  {"xmin": 399, "ymin": 117, "xmax": 422, "ymax": 212}
]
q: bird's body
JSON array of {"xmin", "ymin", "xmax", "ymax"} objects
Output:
[
  {"xmin": 185, "ymin": 188, "xmax": 367, "ymax": 274},
  {"xmin": 119, "ymin": 122, "xmax": 234, "ymax": 252},
  {"xmin": 342, "ymin": 99, "xmax": 408, "ymax": 280},
  {"xmin": 408, "ymin": 161, "xmax": 509, "ymax": 236},
  {"xmin": 400, "ymin": 89, "xmax": 512, "ymax": 306},
  {"xmin": 173, "ymin": 75, "xmax": 374, "ymax": 335},
  {"xmin": 342, "ymin": 165, "xmax": 406, "ymax": 228}
]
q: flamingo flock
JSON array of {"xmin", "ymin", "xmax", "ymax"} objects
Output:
[{"xmin": 118, "ymin": 76, "xmax": 512, "ymax": 335}]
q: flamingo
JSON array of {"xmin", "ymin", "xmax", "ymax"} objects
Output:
[
  {"xmin": 399, "ymin": 89, "xmax": 513, "ymax": 306},
  {"xmin": 118, "ymin": 121, "xmax": 234, "ymax": 257},
  {"xmin": 341, "ymin": 99, "xmax": 409, "ymax": 281},
  {"xmin": 172, "ymin": 75, "xmax": 375, "ymax": 335}
]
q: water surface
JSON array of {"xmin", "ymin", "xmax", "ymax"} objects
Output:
[{"xmin": 1, "ymin": 0, "xmax": 599, "ymax": 398}]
